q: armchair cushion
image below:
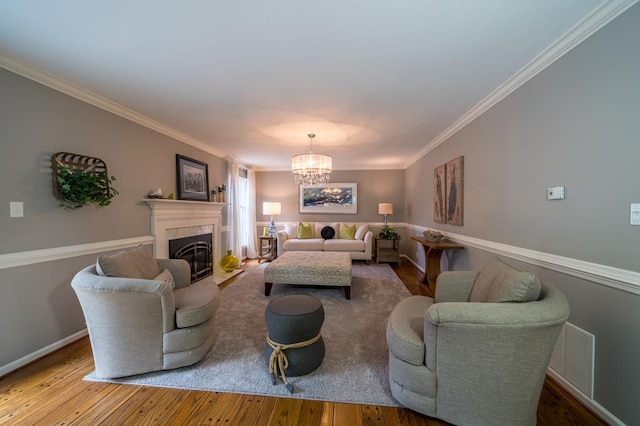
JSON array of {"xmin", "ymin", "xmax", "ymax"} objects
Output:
[
  {"xmin": 96, "ymin": 244, "xmax": 160, "ymax": 280},
  {"xmin": 174, "ymin": 279, "xmax": 220, "ymax": 328},
  {"xmin": 470, "ymin": 257, "xmax": 541, "ymax": 303},
  {"xmin": 386, "ymin": 295, "xmax": 433, "ymax": 366}
]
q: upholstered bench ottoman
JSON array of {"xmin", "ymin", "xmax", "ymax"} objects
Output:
[
  {"xmin": 264, "ymin": 251, "xmax": 352, "ymax": 299},
  {"xmin": 265, "ymin": 294, "xmax": 325, "ymax": 393}
]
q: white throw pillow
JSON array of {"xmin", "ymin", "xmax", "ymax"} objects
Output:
[
  {"xmin": 355, "ymin": 224, "xmax": 369, "ymax": 240},
  {"xmin": 284, "ymin": 223, "xmax": 297, "ymax": 238}
]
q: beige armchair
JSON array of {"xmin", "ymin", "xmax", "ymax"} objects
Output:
[
  {"xmin": 71, "ymin": 245, "xmax": 220, "ymax": 378},
  {"xmin": 386, "ymin": 257, "xmax": 570, "ymax": 426}
]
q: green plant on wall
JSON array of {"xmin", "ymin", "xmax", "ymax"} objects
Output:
[{"xmin": 56, "ymin": 165, "xmax": 119, "ymax": 209}]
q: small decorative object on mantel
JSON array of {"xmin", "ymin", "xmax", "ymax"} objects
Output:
[
  {"xmin": 423, "ymin": 230, "xmax": 444, "ymax": 242},
  {"xmin": 52, "ymin": 152, "xmax": 118, "ymax": 210},
  {"xmin": 210, "ymin": 184, "xmax": 227, "ymax": 202},
  {"xmin": 220, "ymin": 250, "xmax": 239, "ymax": 272},
  {"xmin": 147, "ymin": 188, "xmax": 164, "ymax": 199}
]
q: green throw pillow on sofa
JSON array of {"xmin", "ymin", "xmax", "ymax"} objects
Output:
[
  {"xmin": 339, "ymin": 224, "xmax": 356, "ymax": 240},
  {"xmin": 297, "ymin": 222, "xmax": 313, "ymax": 239}
]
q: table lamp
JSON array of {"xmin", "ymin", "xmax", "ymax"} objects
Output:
[
  {"xmin": 378, "ymin": 203, "xmax": 393, "ymax": 227},
  {"xmin": 263, "ymin": 202, "xmax": 281, "ymax": 237}
]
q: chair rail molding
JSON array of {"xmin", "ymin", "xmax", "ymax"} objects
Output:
[
  {"xmin": 0, "ymin": 236, "xmax": 154, "ymax": 270},
  {"xmin": 404, "ymin": 223, "xmax": 640, "ymax": 296}
]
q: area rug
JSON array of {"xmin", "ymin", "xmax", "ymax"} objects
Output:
[{"xmin": 85, "ymin": 262, "xmax": 412, "ymax": 406}]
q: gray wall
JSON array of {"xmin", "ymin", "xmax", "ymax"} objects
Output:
[
  {"xmin": 0, "ymin": 68, "xmax": 228, "ymax": 367},
  {"xmin": 405, "ymin": 6, "xmax": 640, "ymax": 424},
  {"xmin": 255, "ymin": 169, "xmax": 405, "ymax": 228}
]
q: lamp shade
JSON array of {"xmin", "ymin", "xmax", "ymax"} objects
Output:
[
  {"xmin": 263, "ymin": 202, "xmax": 281, "ymax": 216},
  {"xmin": 378, "ymin": 203, "xmax": 393, "ymax": 215}
]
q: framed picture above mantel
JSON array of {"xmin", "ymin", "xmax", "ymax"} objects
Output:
[
  {"xmin": 300, "ymin": 183, "xmax": 358, "ymax": 214},
  {"xmin": 176, "ymin": 154, "xmax": 210, "ymax": 202}
]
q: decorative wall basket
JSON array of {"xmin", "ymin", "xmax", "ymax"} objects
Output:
[{"xmin": 51, "ymin": 152, "xmax": 118, "ymax": 209}]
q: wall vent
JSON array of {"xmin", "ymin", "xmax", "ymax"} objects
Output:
[{"xmin": 550, "ymin": 322, "xmax": 595, "ymax": 399}]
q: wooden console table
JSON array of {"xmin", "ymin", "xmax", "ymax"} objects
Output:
[{"xmin": 411, "ymin": 236, "xmax": 464, "ymax": 291}]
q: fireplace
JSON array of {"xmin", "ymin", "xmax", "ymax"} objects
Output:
[
  {"xmin": 169, "ymin": 234, "xmax": 213, "ymax": 283},
  {"xmin": 143, "ymin": 199, "xmax": 225, "ymax": 277}
]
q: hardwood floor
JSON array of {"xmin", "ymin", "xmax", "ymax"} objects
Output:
[{"xmin": 0, "ymin": 260, "xmax": 606, "ymax": 425}]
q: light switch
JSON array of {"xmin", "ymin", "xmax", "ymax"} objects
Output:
[
  {"xmin": 10, "ymin": 201, "xmax": 24, "ymax": 218},
  {"xmin": 631, "ymin": 204, "xmax": 640, "ymax": 226},
  {"xmin": 547, "ymin": 186, "xmax": 565, "ymax": 200}
]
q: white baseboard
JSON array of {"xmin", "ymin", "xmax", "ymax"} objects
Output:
[
  {"xmin": 0, "ymin": 329, "xmax": 87, "ymax": 377},
  {"xmin": 547, "ymin": 368, "xmax": 624, "ymax": 426}
]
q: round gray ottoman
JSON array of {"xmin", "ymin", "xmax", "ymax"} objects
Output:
[{"xmin": 265, "ymin": 294, "xmax": 325, "ymax": 392}]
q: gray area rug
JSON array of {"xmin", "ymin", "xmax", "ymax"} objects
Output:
[{"xmin": 85, "ymin": 262, "xmax": 411, "ymax": 406}]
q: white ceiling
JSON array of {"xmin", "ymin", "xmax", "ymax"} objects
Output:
[{"xmin": 1, "ymin": 0, "xmax": 630, "ymax": 171}]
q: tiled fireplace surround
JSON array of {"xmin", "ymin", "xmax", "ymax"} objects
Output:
[{"xmin": 143, "ymin": 199, "xmax": 225, "ymax": 276}]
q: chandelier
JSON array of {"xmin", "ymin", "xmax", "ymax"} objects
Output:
[{"xmin": 291, "ymin": 134, "xmax": 332, "ymax": 185}]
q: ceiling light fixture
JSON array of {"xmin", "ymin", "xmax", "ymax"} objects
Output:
[{"xmin": 291, "ymin": 133, "xmax": 332, "ymax": 186}]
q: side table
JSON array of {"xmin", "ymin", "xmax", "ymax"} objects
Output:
[
  {"xmin": 411, "ymin": 236, "xmax": 464, "ymax": 292},
  {"xmin": 375, "ymin": 236, "xmax": 400, "ymax": 264},
  {"xmin": 258, "ymin": 236, "xmax": 277, "ymax": 263}
]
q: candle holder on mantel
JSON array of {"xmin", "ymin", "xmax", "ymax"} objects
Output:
[{"xmin": 211, "ymin": 184, "xmax": 226, "ymax": 202}]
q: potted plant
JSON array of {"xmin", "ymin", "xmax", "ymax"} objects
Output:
[
  {"xmin": 55, "ymin": 165, "xmax": 119, "ymax": 209},
  {"xmin": 378, "ymin": 225, "xmax": 399, "ymax": 240}
]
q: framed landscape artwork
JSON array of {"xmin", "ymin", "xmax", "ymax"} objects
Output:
[
  {"xmin": 176, "ymin": 154, "xmax": 210, "ymax": 201},
  {"xmin": 433, "ymin": 164, "xmax": 446, "ymax": 223},
  {"xmin": 445, "ymin": 156, "xmax": 464, "ymax": 225},
  {"xmin": 300, "ymin": 183, "xmax": 357, "ymax": 214}
]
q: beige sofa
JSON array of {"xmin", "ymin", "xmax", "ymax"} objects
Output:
[{"xmin": 276, "ymin": 222, "xmax": 373, "ymax": 261}]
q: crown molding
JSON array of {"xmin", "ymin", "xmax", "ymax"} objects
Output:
[
  {"xmin": 0, "ymin": 53, "xmax": 230, "ymax": 160},
  {"xmin": 405, "ymin": 0, "xmax": 639, "ymax": 168}
]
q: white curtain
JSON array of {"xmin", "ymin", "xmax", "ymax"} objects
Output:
[
  {"xmin": 227, "ymin": 161, "xmax": 242, "ymax": 259},
  {"xmin": 245, "ymin": 168, "xmax": 258, "ymax": 258},
  {"xmin": 226, "ymin": 160, "xmax": 258, "ymax": 260}
]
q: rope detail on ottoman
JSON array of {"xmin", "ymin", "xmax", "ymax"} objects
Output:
[{"xmin": 267, "ymin": 332, "xmax": 322, "ymax": 393}]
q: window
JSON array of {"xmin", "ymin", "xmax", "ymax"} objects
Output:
[{"xmin": 237, "ymin": 172, "xmax": 249, "ymax": 250}]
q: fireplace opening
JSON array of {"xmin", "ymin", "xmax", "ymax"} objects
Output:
[{"xmin": 168, "ymin": 233, "xmax": 213, "ymax": 283}]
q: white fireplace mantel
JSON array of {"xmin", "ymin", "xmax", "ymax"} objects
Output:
[{"xmin": 142, "ymin": 198, "xmax": 227, "ymax": 273}]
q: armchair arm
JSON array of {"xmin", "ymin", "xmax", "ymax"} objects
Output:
[
  {"xmin": 276, "ymin": 230, "xmax": 288, "ymax": 255},
  {"xmin": 434, "ymin": 271, "xmax": 477, "ymax": 303},
  {"xmin": 157, "ymin": 258, "xmax": 191, "ymax": 289},
  {"xmin": 363, "ymin": 231, "xmax": 374, "ymax": 257}
]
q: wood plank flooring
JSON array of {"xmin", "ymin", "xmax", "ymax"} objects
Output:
[{"xmin": 0, "ymin": 259, "xmax": 606, "ymax": 425}]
